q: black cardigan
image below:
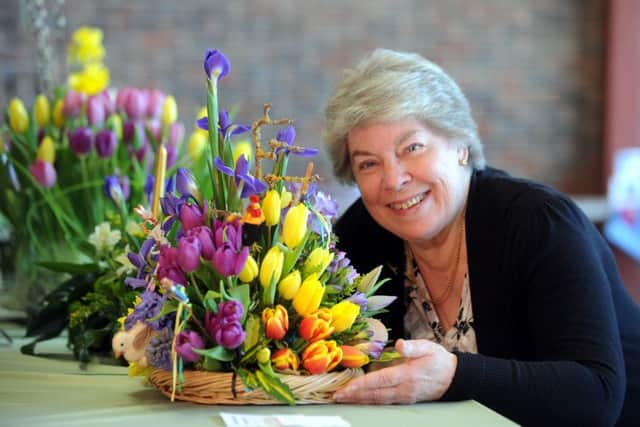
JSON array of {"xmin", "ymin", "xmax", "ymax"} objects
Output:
[{"xmin": 335, "ymin": 167, "xmax": 640, "ymax": 426}]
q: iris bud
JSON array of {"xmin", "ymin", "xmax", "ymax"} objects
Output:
[{"xmin": 262, "ymin": 189, "xmax": 281, "ymax": 227}]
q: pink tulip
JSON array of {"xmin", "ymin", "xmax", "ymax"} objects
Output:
[
  {"xmin": 87, "ymin": 95, "xmax": 105, "ymax": 127},
  {"xmin": 146, "ymin": 89, "xmax": 166, "ymax": 119},
  {"xmin": 29, "ymin": 159, "xmax": 57, "ymax": 188},
  {"xmin": 63, "ymin": 91, "xmax": 85, "ymax": 119}
]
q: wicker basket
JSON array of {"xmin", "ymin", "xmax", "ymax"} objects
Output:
[{"xmin": 149, "ymin": 368, "xmax": 363, "ymax": 405}]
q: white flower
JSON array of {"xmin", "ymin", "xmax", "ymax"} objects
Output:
[
  {"xmin": 88, "ymin": 222, "xmax": 121, "ymax": 255},
  {"xmin": 115, "ymin": 244, "xmax": 135, "ymax": 276}
]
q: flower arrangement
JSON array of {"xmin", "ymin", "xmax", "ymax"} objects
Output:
[
  {"xmin": 0, "ymin": 26, "xmax": 192, "ymax": 308},
  {"xmin": 112, "ymin": 49, "xmax": 397, "ymax": 404}
]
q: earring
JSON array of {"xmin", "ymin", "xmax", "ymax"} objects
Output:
[{"xmin": 458, "ymin": 149, "xmax": 469, "ymax": 166}]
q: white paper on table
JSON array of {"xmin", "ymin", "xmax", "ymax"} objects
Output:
[{"xmin": 219, "ymin": 412, "xmax": 351, "ymax": 427}]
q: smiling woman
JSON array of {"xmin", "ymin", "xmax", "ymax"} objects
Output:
[{"xmin": 323, "ymin": 48, "xmax": 640, "ymax": 426}]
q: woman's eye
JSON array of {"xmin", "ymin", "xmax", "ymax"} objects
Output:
[
  {"xmin": 405, "ymin": 143, "xmax": 423, "ymax": 153},
  {"xmin": 357, "ymin": 160, "xmax": 376, "ymax": 171}
]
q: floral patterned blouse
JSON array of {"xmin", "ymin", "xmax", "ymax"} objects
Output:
[{"xmin": 403, "ymin": 243, "xmax": 478, "ymax": 353}]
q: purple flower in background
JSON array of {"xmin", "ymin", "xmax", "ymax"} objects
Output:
[
  {"xmin": 177, "ymin": 235, "xmax": 202, "ymax": 272},
  {"xmin": 146, "ymin": 327, "xmax": 173, "ymax": 370},
  {"xmin": 100, "ymin": 89, "xmax": 115, "ymax": 116},
  {"xmin": 68, "ymin": 127, "xmax": 94, "ymax": 156},
  {"xmin": 119, "ymin": 175, "xmax": 130, "ymax": 200},
  {"xmin": 124, "ymin": 88, "xmax": 148, "ymax": 120},
  {"xmin": 146, "ymin": 119, "xmax": 162, "ymax": 143},
  {"xmin": 166, "ymin": 145, "xmax": 177, "ymax": 170},
  {"xmin": 144, "ymin": 174, "xmax": 155, "ymax": 205},
  {"xmin": 179, "ymin": 202, "xmax": 207, "ymax": 230},
  {"xmin": 63, "ymin": 91, "xmax": 85, "ymax": 118},
  {"xmin": 176, "ymin": 168, "xmax": 199, "ymax": 201},
  {"xmin": 95, "ymin": 129, "xmax": 117, "ymax": 158},
  {"xmin": 196, "ymin": 111, "xmax": 250, "ymax": 142},
  {"xmin": 104, "ymin": 175, "xmax": 125, "ymax": 208},
  {"xmin": 87, "ymin": 95, "xmax": 105, "ymax": 127},
  {"xmin": 160, "ymin": 192, "xmax": 185, "ymax": 218},
  {"xmin": 175, "ymin": 330, "xmax": 204, "ymax": 362},
  {"xmin": 355, "ymin": 340, "xmax": 385, "ymax": 359},
  {"xmin": 146, "ymin": 89, "xmax": 166, "ymax": 119},
  {"xmin": 274, "ymin": 125, "xmax": 319, "ymax": 157},
  {"xmin": 204, "ymin": 49, "xmax": 230, "ymax": 81},
  {"xmin": 168, "ymin": 122, "xmax": 184, "ymax": 148},
  {"xmin": 126, "ymin": 237, "xmax": 155, "ymax": 287},
  {"xmin": 215, "ymin": 154, "xmax": 266, "ymax": 198}
]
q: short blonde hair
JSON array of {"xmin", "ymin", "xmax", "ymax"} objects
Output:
[{"xmin": 323, "ymin": 48, "xmax": 485, "ymax": 184}]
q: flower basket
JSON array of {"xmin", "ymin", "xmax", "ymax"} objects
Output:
[{"xmin": 149, "ymin": 368, "xmax": 363, "ymax": 404}]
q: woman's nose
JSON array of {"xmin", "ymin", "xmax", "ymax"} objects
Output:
[{"xmin": 382, "ymin": 161, "xmax": 410, "ymax": 192}]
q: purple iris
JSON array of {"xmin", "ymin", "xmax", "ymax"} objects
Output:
[
  {"xmin": 144, "ymin": 174, "xmax": 155, "ymax": 205},
  {"xmin": 274, "ymin": 125, "xmax": 319, "ymax": 157},
  {"xmin": 196, "ymin": 110, "xmax": 250, "ymax": 141},
  {"xmin": 214, "ymin": 154, "xmax": 267, "ymax": 198},
  {"xmin": 176, "ymin": 168, "xmax": 199, "ymax": 201},
  {"xmin": 204, "ymin": 49, "xmax": 230, "ymax": 81},
  {"xmin": 104, "ymin": 175, "xmax": 125, "ymax": 208}
]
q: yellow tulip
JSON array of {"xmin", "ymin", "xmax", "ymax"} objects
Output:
[
  {"xmin": 278, "ymin": 270, "xmax": 301, "ymax": 300},
  {"xmin": 188, "ymin": 131, "xmax": 207, "ymax": 162},
  {"xmin": 8, "ymin": 98, "xmax": 29, "ymax": 133},
  {"xmin": 34, "ymin": 94, "xmax": 50, "ymax": 128},
  {"xmin": 280, "ymin": 189, "xmax": 292, "ymax": 209},
  {"xmin": 303, "ymin": 247, "xmax": 334, "ymax": 278},
  {"xmin": 292, "ymin": 274, "xmax": 324, "ymax": 317},
  {"xmin": 52, "ymin": 99, "xmax": 65, "ymax": 128},
  {"xmin": 330, "ymin": 300, "xmax": 360, "ymax": 333},
  {"xmin": 262, "ymin": 190, "xmax": 281, "ymax": 227},
  {"xmin": 282, "ymin": 203, "xmax": 309, "ymax": 248},
  {"xmin": 111, "ymin": 114, "xmax": 123, "ymax": 139},
  {"xmin": 238, "ymin": 255, "xmax": 258, "ymax": 283},
  {"xmin": 162, "ymin": 95, "xmax": 178, "ymax": 126},
  {"xmin": 233, "ymin": 140, "xmax": 252, "ymax": 165},
  {"xmin": 37, "ymin": 136, "xmax": 56, "ymax": 163},
  {"xmin": 259, "ymin": 246, "xmax": 284, "ymax": 288}
]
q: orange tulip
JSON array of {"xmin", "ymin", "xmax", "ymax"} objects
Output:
[
  {"xmin": 299, "ymin": 316, "xmax": 334, "ymax": 343},
  {"xmin": 301, "ymin": 340, "xmax": 342, "ymax": 374},
  {"xmin": 261, "ymin": 305, "xmax": 289, "ymax": 340},
  {"xmin": 271, "ymin": 348, "xmax": 299, "ymax": 371},
  {"xmin": 339, "ymin": 345, "xmax": 370, "ymax": 369}
]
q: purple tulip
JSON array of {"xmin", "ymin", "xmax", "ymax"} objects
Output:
[
  {"xmin": 87, "ymin": 95, "xmax": 105, "ymax": 127},
  {"xmin": 176, "ymin": 168, "xmax": 199, "ymax": 201},
  {"xmin": 68, "ymin": 127, "xmax": 94, "ymax": 156},
  {"xmin": 211, "ymin": 244, "xmax": 248, "ymax": 277},
  {"xmin": 100, "ymin": 90, "xmax": 115, "ymax": 116},
  {"xmin": 157, "ymin": 245, "xmax": 186, "ymax": 285},
  {"xmin": 29, "ymin": 159, "xmax": 56, "ymax": 188},
  {"xmin": 205, "ymin": 311, "xmax": 225, "ymax": 337},
  {"xmin": 214, "ymin": 320, "xmax": 245, "ymax": 350},
  {"xmin": 95, "ymin": 129, "xmax": 117, "ymax": 158},
  {"xmin": 177, "ymin": 235, "xmax": 202, "ymax": 272},
  {"xmin": 186, "ymin": 226, "xmax": 214, "ymax": 259},
  {"xmin": 168, "ymin": 122, "xmax": 184, "ymax": 148},
  {"xmin": 63, "ymin": 91, "xmax": 85, "ymax": 119},
  {"xmin": 146, "ymin": 89, "xmax": 166, "ymax": 119},
  {"xmin": 180, "ymin": 202, "xmax": 207, "ymax": 230},
  {"xmin": 213, "ymin": 219, "xmax": 243, "ymax": 250},
  {"xmin": 204, "ymin": 49, "xmax": 230, "ymax": 81},
  {"xmin": 175, "ymin": 330, "xmax": 204, "ymax": 362},
  {"xmin": 166, "ymin": 145, "xmax": 177, "ymax": 169},
  {"xmin": 104, "ymin": 175, "xmax": 125, "ymax": 208},
  {"xmin": 146, "ymin": 119, "xmax": 162, "ymax": 143},
  {"xmin": 219, "ymin": 300, "xmax": 244, "ymax": 322},
  {"xmin": 115, "ymin": 87, "xmax": 133, "ymax": 113},
  {"xmin": 124, "ymin": 88, "xmax": 148, "ymax": 120}
]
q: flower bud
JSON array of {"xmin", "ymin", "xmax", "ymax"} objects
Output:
[
  {"xmin": 68, "ymin": 127, "xmax": 94, "ymax": 156},
  {"xmin": 339, "ymin": 345, "xmax": 369, "ymax": 369},
  {"xmin": 29, "ymin": 159, "xmax": 56, "ymax": 188},
  {"xmin": 8, "ymin": 98, "xmax": 29, "ymax": 133},
  {"xmin": 34, "ymin": 94, "xmax": 50, "ymax": 128},
  {"xmin": 262, "ymin": 305, "xmax": 289, "ymax": 340},
  {"xmin": 299, "ymin": 315, "xmax": 334, "ymax": 343},
  {"xmin": 177, "ymin": 235, "xmax": 202, "ymax": 272},
  {"xmin": 278, "ymin": 270, "xmax": 301, "ymax": 300},
  {"xmin": 52, "ymin": 99, "xmax": 65, "ymax": 128},
  {"xmin": 37, "ymin": 136, "xmax": 56, "ymax": 164},
  {"xmin": 256, "ymin": 347, "xmax": 271, "ymax": 365},
  {"xmin": 280, "ymin": 189, "xmax": 292, "ymax": 209},
  {"xmin": 175, "ymin": 330, "xmax": 204, "ymax": 362},
  {"xmin": 162, "ymin": 95, "xmax": 178, "ymax": 126},
  {"xmin": 63, "ymin": 91, "xmax": 85, "ymax": 119},
  {"xmin": 179, "ymin": 202, "xmax": 206, "ymax": 230},
  {"xmin": 292, "ymin": 274, "xmax": 324, "ymax": 317},
  {"xmin": 187, "ymin": 131, "xmax": 207, "ymax": 162},
  {"xmin": 330, "ymin": 300, "xmax": 360, "ymax": 333},
  {"xmin": 146, "ymin": 89, "xmax": 165, "ymax": 119},
  {"xmin": 104, "ymin": 175, "xmax": 125, "ymax": 208},
  {"xmin": 95, "ymin": 129, "xmax": 117, "ymax": 158},
  {"xmin": 87, "ymin": 94, "xmax": 105, "ymax": 127},
  {"xmin": 272, "ymin": 348, "xmax": 299, "ymax": 371},
  {"xmin": 204, "ymin": 49, "xmax": 230, "ymax": 81},
  {"xmin": 259, "ymin": 246, "xmax": 284, "ymax": 288},
  {"xmin": 262, "ymin": 189, "xmax": 281, "ymax": 227},
  {"xmin": 176, "ymin": 167, "xmax": 200, "ymax": 201},
  {"xmin": 303, "ymin": 247, "xmax": 334, "ymax": 277},
  {"xmin": 168, "ymin": 122, "xmax": 184, "ymax": 148},
  {"xmin": 238, "ymin": 255, "xmax": 258, "ymax": 283},
  {"xmin": 301, "ymin": 340, "xmax": 342, "ymax": 374},
  {"xmin": 124, "ymin": 88, "xmax": 147, "ymax": 120},
  {"xmin": 282, "ymin": 203, "xmax": 309, "ymax": 248}
]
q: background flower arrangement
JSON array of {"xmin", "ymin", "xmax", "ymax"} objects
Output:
[{"xmin": 112, "ymin": 48, "xmax": 397, "ymax": 404}]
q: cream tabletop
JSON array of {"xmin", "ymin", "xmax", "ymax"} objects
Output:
[{"xmin": 0, "ymin": 322, "xmax": 517, "ymax": 427}]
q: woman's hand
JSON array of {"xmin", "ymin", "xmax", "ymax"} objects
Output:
[{"xmin": 333, "ymin": 339, "xmax": 457, "ymax": 404}]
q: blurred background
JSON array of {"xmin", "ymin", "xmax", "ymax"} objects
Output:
[{"xmin": 1, "ymin": 0, "xmax": 639, "ymax": 298}]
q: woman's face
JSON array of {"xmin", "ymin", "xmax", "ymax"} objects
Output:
[{"xmin": 347, "ymin": 118, "xmax": 471, "ymax": 244}]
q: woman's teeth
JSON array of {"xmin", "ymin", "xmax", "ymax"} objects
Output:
[{"xmin": 389, "ymin": 193, "xmax": 425, "ymax": 210}]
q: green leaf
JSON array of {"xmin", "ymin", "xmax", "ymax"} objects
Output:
[
  {"xmin": 237, "ymin": 368, "xmax": 259, "ymax": 390},
  {"xmin": 193, "ymin": 346, "xmax": 235, "ymax": 362},
  {"xmin": 204, "ymin": 290, "xmax": 221, "ymax": 312},
  {"xmin": 357, "ymin": 265, "xmax": 384, "ymax": 295},
  {"xmin": 255, "ymin": 370, "xmax": 295, "ymax": 405},
  {"xmin": 148, "ymin": 299, "xmax": 179, "ymax": 321},
  {"xmin": 202, "ymin": 356, "xmax": 224, "ymax": 371},
  {"xmin": 37, "ymin": 261, "xmax": 101, "ymax": 274},
  {"xmin": 227, "ymin": 284, "xmax": 250, "ymax": 323}
]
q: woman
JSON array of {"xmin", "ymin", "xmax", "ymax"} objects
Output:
[{"xmin": 324, "ymin": 48, "xmax": 639, "ymax": 426}]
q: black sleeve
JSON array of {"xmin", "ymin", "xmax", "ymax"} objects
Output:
[{"xmin": 443, "ymin": 191, "xmax": 626, "ymax": 426}]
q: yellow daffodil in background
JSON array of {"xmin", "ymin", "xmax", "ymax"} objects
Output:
[
  {"xmin": 8, "ymin": 98, "xmax": 29, "ymax": 133},
  {"xmin": 68, "ymin": 62, "xmax": 110, "ymax": 95},
  {"xmin": 68, "ymin": 26, "xmax": 105, "ymax": 65}
]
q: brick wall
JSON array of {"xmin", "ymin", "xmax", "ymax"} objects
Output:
[{"xmin": 0, "ymin": 0, "xmax": 606, "ymax": 210}]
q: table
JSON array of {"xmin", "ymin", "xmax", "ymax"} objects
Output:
[{"xmin": 0, "ymin": 322, "xmax": 516, "ymax": 427}]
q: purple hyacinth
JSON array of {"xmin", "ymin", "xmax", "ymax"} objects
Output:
[
  {"xmin": 125, "ymin": 290, "xmax": 171, "ymax": 331},
  {"xmin": 146, "ymin": 327, "xmax": 174, "ymax": 370}
]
